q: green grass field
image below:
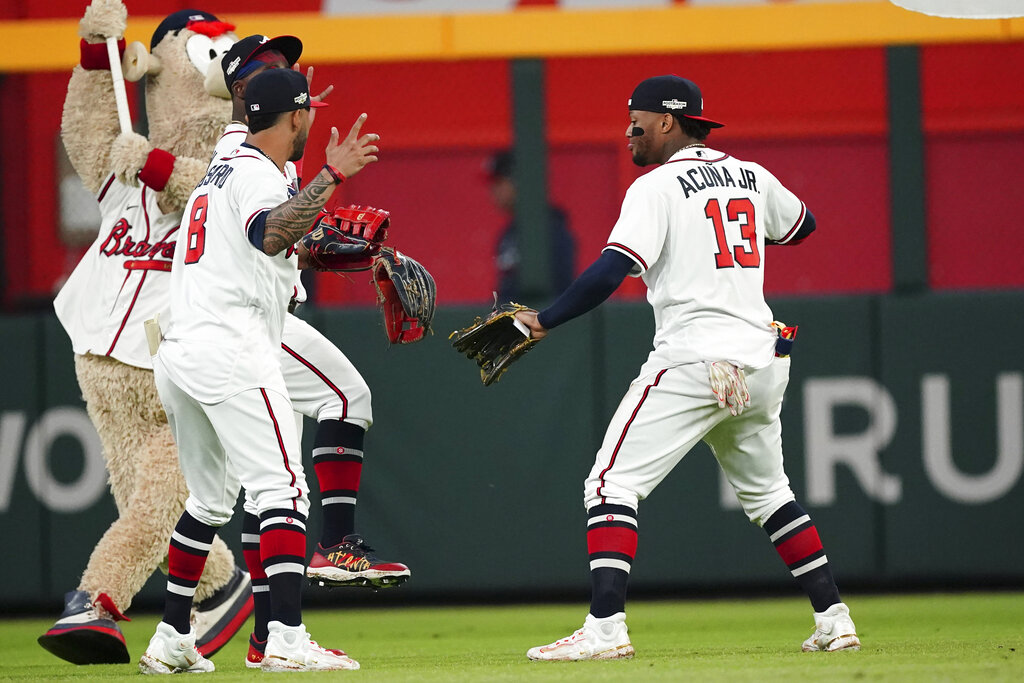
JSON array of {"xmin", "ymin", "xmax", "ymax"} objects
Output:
[{"xmin": 3, "ymin": 592, "xmax": 1021, "ymax": 681}]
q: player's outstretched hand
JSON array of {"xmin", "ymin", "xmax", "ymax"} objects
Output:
[
  {"xmin": 324, "ymin": 114, "xmax": 379, "ymax": 179},
  {"xmin": 515, "ymin": 309, "xmax": 548, "ymax": 340},
  {"xmin": 296, "ymin": 64, "xmax": 333, "ymax": 127}
]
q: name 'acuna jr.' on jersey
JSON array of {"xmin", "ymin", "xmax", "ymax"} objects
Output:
[
  {"xmin": 604, "ymin": 146, "xmax": 807, "ymax": 375},
  {"xmin": 157, "ymin": 143, "xmax": 299, "ymax": 404}
]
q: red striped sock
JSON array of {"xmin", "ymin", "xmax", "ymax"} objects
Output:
[
  {"xmin": 764, "ymin": 501, "xmax": 841, "ymax": 612},
  {"xmin": 587, "ymin": 503, "xmax": 638, "ymax": 618},
  {"xmin": 259, "ymin": 508, "xmax": 307, "ymax": 626},
  {"xmin": 241, "ymin": 513, "xmax": 270, "ymax": 641},
  {"xmin": 165, "ymin": 512, "xmax": 217, "ymax": 633},
  {"xmin": 312, "ymin": 420, "xmax": 364, "ymax": 547}
]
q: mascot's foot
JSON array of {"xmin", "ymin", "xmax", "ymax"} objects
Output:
[
  {"xmin": 38, "ymin": 590, "xmax": 130, "ymax": 664},
  {"xmin": 193, "ymin": 566, "xmax": 253, "ymax": 657}
]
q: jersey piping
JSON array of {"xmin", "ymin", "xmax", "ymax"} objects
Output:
[
  {"xmin": 261, "ymin": 388, "xmax": 303, "ymax": 510},
  {"xmin": 604, "ymin": 242, "xmax": 649, "ymax": 271},
  {"xmin": 597, "ymin": 368, "xmax": 668, "ymax": 503},
  {"xmin": 281, "ymin": 343, "xmax": 349, "ymax": 420},
  {"xmin": 775, "ymin": 202, "xmax": 808, "ymax": 244}
]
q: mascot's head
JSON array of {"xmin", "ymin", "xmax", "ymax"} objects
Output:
[{"xmin": 127, "ymin": 9, "xmax": 237, "ymax": 159}]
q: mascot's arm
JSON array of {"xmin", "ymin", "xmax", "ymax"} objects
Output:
[
  {"xmin": 158, "ymin": 156, "xmax": 208, "ymax": 215},
  {"xmin": 61, "ymin": 0, "xmax": 128, "ymax": 193}
]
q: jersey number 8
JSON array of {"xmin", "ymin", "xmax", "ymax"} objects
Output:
[{"xmin": 184, "ymin": 195, "xmax": 208, "ymax": 265}]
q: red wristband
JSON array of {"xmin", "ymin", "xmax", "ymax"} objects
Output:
[
  {"xmin": 80, "ymin": 38, "xmax": 126, "ymax": 71},
  {"xmin": 138, "ymin": 148, "xmax": 175, "ymax": 191},
  {"xmin": 323, "ymin": 164, "xmax": 346, "ymax": 184}
]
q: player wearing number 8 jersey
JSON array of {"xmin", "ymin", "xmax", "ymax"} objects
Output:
[
  {"xmin": 518, "ymin": 75, "xmax": 859, "ymax": 660},
  {"xmin": 141, "ymin": 68, "xmax": 377, "ymax": 673}
]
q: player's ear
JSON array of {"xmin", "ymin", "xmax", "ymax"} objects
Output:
[{"xmin": 661, "ymin": 114, "xmax": 673, "ymax": 132}]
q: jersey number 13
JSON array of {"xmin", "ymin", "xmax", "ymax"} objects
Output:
[{"xmin": 705, "ymin": 197, "xmax": 760, "ymax": 269}]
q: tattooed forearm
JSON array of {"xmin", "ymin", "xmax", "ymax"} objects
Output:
[{"xmin": 262, "ymin": 169, "xmax": 337, "ymax": 256}]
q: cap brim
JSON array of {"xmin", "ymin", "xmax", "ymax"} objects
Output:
[
  {"xmin": 246, "ymin": 35, "xmax": 303, "ymax": 70},
  {"xmin": 310, "ymin": 101, "xmax": 328, "ymax": 108},
  {"xmin": 684, "ymin": 114, "xmax": 725, "ymax": 128}
]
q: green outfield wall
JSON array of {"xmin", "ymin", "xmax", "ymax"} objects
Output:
[{"xmin": 1, "ymin": 293, "xmax": 1022, "ymax": 609}]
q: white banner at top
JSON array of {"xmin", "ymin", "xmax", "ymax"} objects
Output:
[{"xmin": 891, "ymin": 0, "xmax": 1024, "ymax": 18}]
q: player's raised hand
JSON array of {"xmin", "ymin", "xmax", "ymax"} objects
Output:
[
  {"xmin": 295, "ymin": 64, "xmax": 333, "ymax": 127},
  {"xmin": 324, "ymin": 114, "xmax": 379, "ymax": 179}
]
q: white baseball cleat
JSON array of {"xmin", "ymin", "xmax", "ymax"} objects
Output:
[
  {"xmin": 527, "ymin": 613, "xmax": 635, "ymax": 661},
  {"xmin": 802, "ymin": 602, "xmax": 861, "ymax": 652},
  {"xmin": 138, "ymin": 622, "xmax": 215, "ymax": 674},
  {"xmin": 260, "ymin": 621, "xmax": 360, "ymax": 672}
]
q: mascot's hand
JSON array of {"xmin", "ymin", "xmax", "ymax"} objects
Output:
[
  {"xmin": 79, "ymin": 0, "xmax": 127, "ymax": 42},
  {"xmin": 111, "ymin": 132, "xmax": 152, "ymax": 188}
]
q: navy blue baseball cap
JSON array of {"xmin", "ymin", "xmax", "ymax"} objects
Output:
[
  {"xmin": 482, "ymin": 150, "xmax": 514, "ymax": 180},
  {"xmin": 245, "ymin": 68, "xmax": 327, "ymax": 116},
  {"xmin": 628, "ymin": 75, "xmax": 724, "ymax": 128},
  {"xmin": 150, "ymin": 9, "xmax": 221, "ymax": 50},
  {"xmin": 222, "ymin": 34, "xmax": 303, "ymax": 89}
]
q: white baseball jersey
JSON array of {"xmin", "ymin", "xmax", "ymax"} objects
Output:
[
  {"xmin": 603, "ymin": 146, "xmax": 806, "ymax": 375},
  {"xmin": 215, "ymin": 123, "xmax": 306, "ymax": 304},
  {"xmin": 54, "ymin": 175, "xmax": 179, "ymax": 369},
  {"xmin": 157, "ymin": 142, "xmax": 299, "ymax": 403},
  {"xmin": 215, "ymin": 124, "xmax": 372, "ymax": 432}
]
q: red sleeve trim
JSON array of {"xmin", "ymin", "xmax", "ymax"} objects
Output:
[
  {"xmin": 245, "ymin": 208, "xmax": 272, "ymax": 232},
  {"xmin": 79, "ymin": 38, "xmax": 125, "ymax": 70},
  {"xmin": 776, "ymin": 202, "xmax": 807, "ymax": 245},
  {"xmin": 605, "ymin": 242, "xmax": 648, "ymax": 271},
  {"xmin": 138, "ymin": 148, "xmax": 175, "ymax": 191}
]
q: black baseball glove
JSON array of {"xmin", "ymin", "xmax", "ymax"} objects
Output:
[
  {"xmin": 449, "ymin": 302, "xmax": 540, "ymax": 386},
  {"xmin": 372, "ymin": 247, "xmax": 436, "ymax": 344}
]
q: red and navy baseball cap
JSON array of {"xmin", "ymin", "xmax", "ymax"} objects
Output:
[
  {"xmin": 150, "ymin": 9, "xmax": 224, "ymax": 50},
  {"xmin": 628, "ymin": 75, "xmax": 724, "ymax": 128},
  {"xmin": 222, "ymin": 34, "xmax": 303, "ymax": 89},
  {"xmin": 245, "ymin": 68, "xmax": 327, "ymax": 116}
]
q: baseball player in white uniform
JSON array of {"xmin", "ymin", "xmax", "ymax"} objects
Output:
[
  {"xmin": 216, "ymin": 35, "xmax": 410, "ymax": 668},
  {"xmin": 517, "ymin": 75, "xmax": 860, "ymax": 660},
  {"xmin": 139, "ymin": 68, "xmax": 378, "ymax": 673}
]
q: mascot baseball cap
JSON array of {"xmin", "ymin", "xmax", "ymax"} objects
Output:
[
  {"xmin": 223, "ymin": 35, "xmax": 303, "ymax": 88},
  {"xmin": 245, "ymin": 68, "xmax": 327, "ymax": 116},
  {"xmin": 628, "ymin": 75, "xmax": 724, "ymax": 128},
  {"xmin": 150, "ymin": 9, "xmax": 221, "ymax": 50}
]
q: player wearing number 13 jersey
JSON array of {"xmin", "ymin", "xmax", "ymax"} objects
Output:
[{"xmin": 518, "ymin": 76, "xmax": 859, "ymax": 660}]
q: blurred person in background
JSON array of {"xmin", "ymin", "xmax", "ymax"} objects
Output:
[{"xmin": 484, "ymin": 150, "xmax": 575, "ymax": 301}]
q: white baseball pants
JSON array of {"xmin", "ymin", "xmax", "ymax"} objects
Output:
[
  {"xmin": 585, "ymin": 356, "xmax": 795, "ymax": 526},
  {"xmin": 154, "ymin": 365, "xmax": 310, "ymax": 527}
]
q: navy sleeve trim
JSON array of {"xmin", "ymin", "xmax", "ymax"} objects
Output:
[
  {"xmin": 247, "ymin": 210, "xmax": 270, "ymax": 252},
  {"xmin": 536, "ymin": 250, "xmax": 634, "ymax": 330},
  {"xmin": 770, "ymin": 206, "xmax": 816, "ymax": 246}
]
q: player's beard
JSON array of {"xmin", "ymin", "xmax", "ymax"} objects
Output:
[
  {"xmin": 289, "ymin": 128, "xmax": 309, "ymax": 162},
  {"xmin": 631, "ymin": 139, "xmax": 653, "ymax": 167}
]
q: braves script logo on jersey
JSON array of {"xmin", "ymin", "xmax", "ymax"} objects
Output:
[{"xmin": 98, "ymin": 218, "xmax": 176, "ymax": 260}]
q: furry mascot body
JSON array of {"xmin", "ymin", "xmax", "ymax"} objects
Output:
[{"xmin": 39, "ymin": 1, "xmax": 251, "ymax": 665}]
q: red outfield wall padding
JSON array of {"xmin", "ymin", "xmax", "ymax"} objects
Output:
[{"xmin": 5, "ymin": 44, "xmax": 1023, "ymax": 307}]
